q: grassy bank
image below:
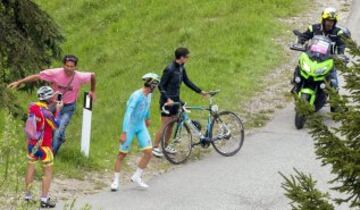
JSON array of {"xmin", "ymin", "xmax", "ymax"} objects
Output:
[{"xmin": 5, "ymin": 0, "xmax": 307, "ymax": 176}]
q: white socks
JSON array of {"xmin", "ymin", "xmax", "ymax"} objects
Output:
[
  {"xmin": 40, "ymin": 196, "xmax": 48, "ymax": 202},
  {"xmin": 111, "ymin": 173, "xmax": 120, "ymax": 191},
  {"xmin": 133, "ymin": 168, "xmax": 144, "ymax": 178},
  {"xmin": 113, "ymin": 172, "xmax": 120, "ymax": 182},
  {"xmin": 113, "ymin": 169, "xmax": 143, "ymax": 181}
]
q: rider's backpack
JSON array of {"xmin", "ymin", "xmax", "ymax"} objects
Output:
[{"xmin": 24, "ymin": 107, "xmax": 45, "ymax": 141}]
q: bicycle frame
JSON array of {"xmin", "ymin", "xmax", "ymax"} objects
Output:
[
  {"xmin": 173, "ymin": 104, "xmax": 220, "ymax": 147},
  {"xmin": 161, "ymin": 90, "xmax": 244, "ymax": 164},
  {"xmin": 162, "ymin": 90, "xmax": 221, "ymax": 146}
]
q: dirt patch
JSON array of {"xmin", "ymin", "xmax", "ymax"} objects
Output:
[{"xmin": 46, "ymin": 0, "xmax": 354, "ymax": 203}]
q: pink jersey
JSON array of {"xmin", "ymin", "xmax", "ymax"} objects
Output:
[{"xmin": 39, "ymin": 68, "xmax": 92, "ymax": 104}]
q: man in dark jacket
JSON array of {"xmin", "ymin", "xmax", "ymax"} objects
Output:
[
  {"xmin": 152, "ymin": 48, "xmax": 208, "ymax": 157},
  {"xmin": 292, "ymin": 7, "xmax": 349, "ymax": 93}
]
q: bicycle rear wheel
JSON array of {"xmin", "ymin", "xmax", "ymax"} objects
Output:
[
  {"xmin": 160, "ymin": 118, "xmax": 192, "ymax": 164},
  {"xmin": 210, "ymin": 111, "xmax": 244, "ymax": 156}
]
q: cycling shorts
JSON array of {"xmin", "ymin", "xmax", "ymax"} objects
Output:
[
  {"xmin": 120, "ymin": 126, "xmax": 152, "ymax": 153},
  {"xmin": 27, "ymin": 145, "xmax": 54, "ymax": 167}
]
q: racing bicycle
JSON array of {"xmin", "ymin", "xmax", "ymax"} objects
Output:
[{"xmin": 160, "ymin": 90, "xmax": 245, "ymax": 164}]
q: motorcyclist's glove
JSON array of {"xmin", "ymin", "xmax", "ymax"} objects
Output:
[
  {"xmin": 337, "ymin": 54, "xmax": 349, "ymax": 64},
  {"xmin": 297, "ymin": 37, "xmax": 306, "ymax": 45}
]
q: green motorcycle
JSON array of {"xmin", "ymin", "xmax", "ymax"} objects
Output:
[{"xmin": 290, "ymin": 31, "xmax": 345, "ymax": 129}]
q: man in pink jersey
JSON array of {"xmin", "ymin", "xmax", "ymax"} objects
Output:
[{"xmin": 8, "ymin": 55, "xmax": 96, "ymax": 154}]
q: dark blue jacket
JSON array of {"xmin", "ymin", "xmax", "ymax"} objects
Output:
[
  {"xmin": 299, "ymin": 23, "xmax": 346, "ymax": 54},
  {"xmin": 159, "ymin": 61, "xmax": 202, "ymax": 103}
]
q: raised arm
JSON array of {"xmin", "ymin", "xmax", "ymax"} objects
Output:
[
  {"xmin": 182, "ymin": 69, "xmax": 202, "ymax": 94},
  {"xmin": 53, "ymin": 101, "xmax": 64, "ymax": 127},
  {"xmin": 7, "ymin": 74, "xmax": 41, "ymax": 89}
]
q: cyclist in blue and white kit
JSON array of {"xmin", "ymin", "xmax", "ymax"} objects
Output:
[{"xmin": 110, "ymin": 73, "xmax": 160, "ymax": 190}]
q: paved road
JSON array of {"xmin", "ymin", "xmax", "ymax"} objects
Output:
[
  {"xmin": 57, "ymin": 2, "xmax": 360, "ymax": 210},
  {"xmin": 58, "ymin": 106, "xmax": 344, "ymax": 210}
]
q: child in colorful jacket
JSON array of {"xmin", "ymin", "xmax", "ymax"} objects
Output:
[{"xmin": 24, "ymin": 86, "xmax": 62, "ymax": 208}]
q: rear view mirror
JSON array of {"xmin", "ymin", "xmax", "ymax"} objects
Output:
[{"xmin": 293, "ymin": 30, "xmax": 302, "ymax": 36}]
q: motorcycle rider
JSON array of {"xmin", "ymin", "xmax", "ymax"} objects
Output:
[{"xmin": 291, "ymin": 7, "xmax": 350, "ymax": 93}]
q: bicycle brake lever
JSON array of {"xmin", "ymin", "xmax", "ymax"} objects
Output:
[
  {"xmin": 161, "ymin": 106, "xmax": 170, "ymax": 115},
  {"xmin": 183, "ymin": 106, "xmax": 191, "ymax": 113}
]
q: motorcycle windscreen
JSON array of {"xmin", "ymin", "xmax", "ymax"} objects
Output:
[{"xmin": 308, "ymin": 39, "xmax": 331, "ymax": 61}]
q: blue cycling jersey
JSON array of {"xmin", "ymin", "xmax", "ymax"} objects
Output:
[
  {"xmin": 122, "ymin": 89, "xmax": 151, "ymax": 133},
  {"xmin": 120, "ymin": 89, "xmax": 152, "ymax": 153}
]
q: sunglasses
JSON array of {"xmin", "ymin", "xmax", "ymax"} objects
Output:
[{"xmin": 64, "ymin": 58, "xmax": 77, "ymax": 62}]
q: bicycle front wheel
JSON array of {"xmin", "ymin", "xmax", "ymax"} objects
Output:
[
  {"xmin": 210, "ymin": 111, "xmax": 244, "ymax": 156},
  {"xmin": 160, "ymin": 118, "xmax": 193, "ymax": 164}
]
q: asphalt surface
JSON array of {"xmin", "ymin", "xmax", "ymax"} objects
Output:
[{"xmin": 56, "ymin": 2, "xmax": 360, "ymax": 210}]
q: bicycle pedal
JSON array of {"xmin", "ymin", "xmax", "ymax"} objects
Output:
[
  {"xmin": 200, "ymin": 142, "xmax": 210, "ymax": 148},
  {"xmin": 192, "ymin": 142, "xmax": 201, "ymax": 147}
]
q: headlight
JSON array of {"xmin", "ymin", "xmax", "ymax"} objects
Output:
[
  {"xmin": 302, "ymin": 62, "xmax": 310, "ymax": 73},
  {"xmin": 315, "ymin": 67, "xmax": 326, "ymax": 75},
  {"xmin": 211, "ymin": 104, "xmax": 219, "ymax": 113}
]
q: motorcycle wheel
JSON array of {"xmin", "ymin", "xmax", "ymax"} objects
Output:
[
  {"xmin": 295, "ymin": 93, "xmax": 309, "ymax": 129},
  {"xmin": 295, "ymin": 112, "xmax": 306, "ymax": 129},
  {"xmin": 330, "ymin": 106, "xmax": 336, "ymax": 113}
]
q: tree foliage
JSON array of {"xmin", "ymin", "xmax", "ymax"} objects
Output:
[
  {"xmin": 280, "ymin": 169, "xmax": 334, "ymax": 210},
  {"xmin": 0, "ymin": 0, "xmax": 64, "ymax": 115}
]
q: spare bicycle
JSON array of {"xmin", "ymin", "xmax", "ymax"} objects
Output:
[{"xmin": 160, "ymin": 90, "xmax": 245, "ymax": 164}]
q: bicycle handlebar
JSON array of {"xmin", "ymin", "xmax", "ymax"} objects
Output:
[
  {"xmin": 290, "ymin": 45, "xmax": 306, "ymax": 52},
  {"xmin": 207, "ymin": 89, "xmax": 221, "ymax": 97},
  {"xmin": 161, "ymin": 102, "xmax": 190, "ymax": 115},
  {"xmin": 161, "ymin": 90, "xmax": 220, "ymax": 115}
]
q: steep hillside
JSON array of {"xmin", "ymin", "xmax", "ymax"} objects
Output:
[{"xmin": 30, "ymin": 0, "xmax": 307, "ymax": 173}]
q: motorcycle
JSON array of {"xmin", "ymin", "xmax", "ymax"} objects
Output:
[{"xmin": 290, "ymin": 30, "xmax": 347, "ymax": 129}]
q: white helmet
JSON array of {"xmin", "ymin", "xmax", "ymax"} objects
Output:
[
  {"xmin": 142, "ymin": 73, "xmax": 160, "ymax": 86},
  {"xmin": 37, "ymin": 86, "xmax": 54, "ymax": 101}
]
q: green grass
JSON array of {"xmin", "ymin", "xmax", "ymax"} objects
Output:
[
  {"xmin": 0, "ymin": 113, "xmax": 27, "ymax": 207},
  {"xmin": 13, "ymin": 0, "xmax": 309, "ymax": 176},
  {"xmin": 0, "ymin": 110, "xmax": 4, "ymax": 138}
]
